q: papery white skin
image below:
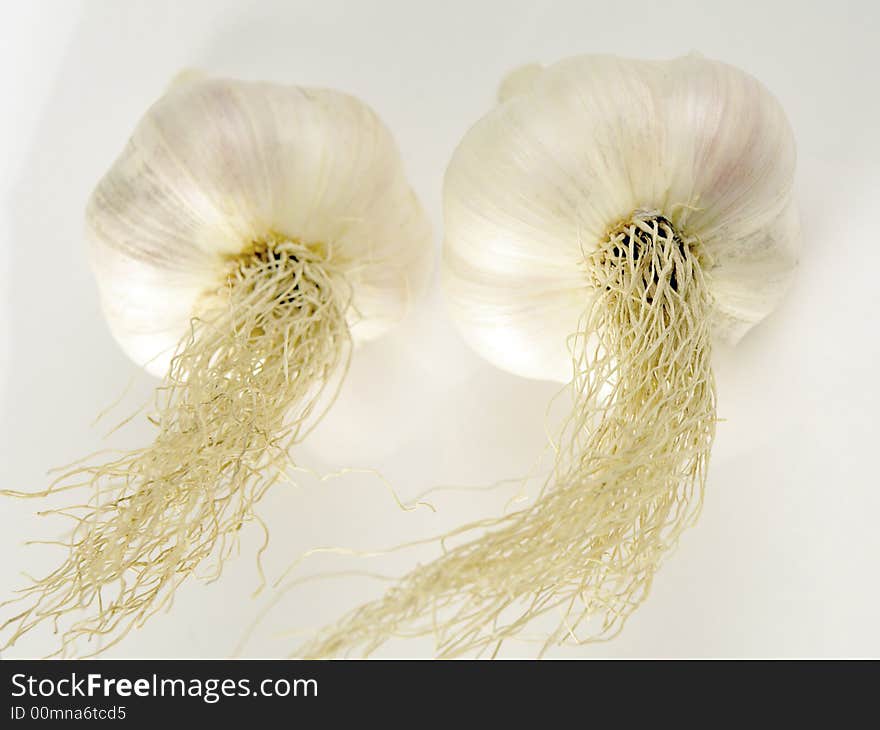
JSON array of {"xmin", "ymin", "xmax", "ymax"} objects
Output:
[
  {"xmin": 443, "ymin": 54, "xmax": 799, "ymax": 382},
  {"xmin": 88, "ymin": 75, "xmax": 432, "ymax": 377}
]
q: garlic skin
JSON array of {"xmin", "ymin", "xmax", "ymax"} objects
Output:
[
  {"xmin": 443, "ymin": 54, "xmax": 799, "ymax": 382},
  {"xmin": 88, "ymin": 76, "xmax": 432, "ymax": 377}
]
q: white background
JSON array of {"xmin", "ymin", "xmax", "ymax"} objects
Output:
[{"xmin": 1, "ymin": 0, "xmax": 878, "ymax": 658}]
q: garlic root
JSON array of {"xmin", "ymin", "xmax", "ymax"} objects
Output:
[
  {"xmin": 301, "ymin": 212, "xmax": 716, "ymax": 657},
  {"xmin": 2, "ymin": 238, "xmax": 348, "ymax": 656}
]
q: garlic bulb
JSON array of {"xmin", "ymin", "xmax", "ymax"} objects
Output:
[
  {"xmin": 90, "ymin": 74, "xmax": 432, "ymax": 377},
  {"xmin": 446, "ymin": 53, "xmax": 798, "ymax": 382},
  {"xmin": 2, "ymin": 74, "xmax": 431, "ymax": 655},
  {"xmin": 305, "ymin": 54, "xmax": 798, "ymax": 658}
]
